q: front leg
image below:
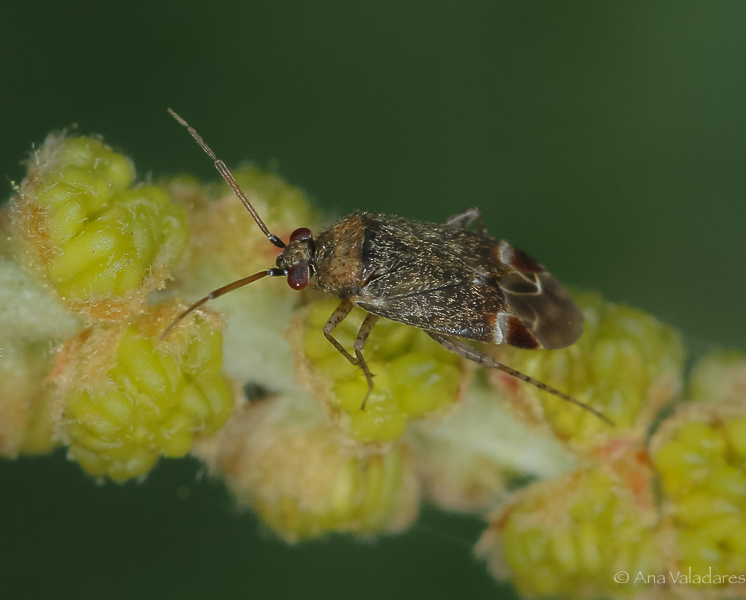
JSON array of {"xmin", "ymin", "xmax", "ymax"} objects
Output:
[{"xmin": 323, "ymin": 300, "xmax": 379, "ymax": 409}]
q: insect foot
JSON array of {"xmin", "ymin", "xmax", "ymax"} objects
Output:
[
  {"xmin": 52, "ymin": 301, "xmax": 233, "ymax": 482},
  {"xmin": 290, "ymin": 297, "xmax": 471, "ymax": 445},
  {"xmin": 488, "ymin": 290, "xmax": 684, "ymax": 448},
  {"xmin": 10, "ymin": 135, "xmax": 188, "ymax": 321},
  {"xmin": 195, "ymin": 392, "xmax": 420, "ymax": 542}
]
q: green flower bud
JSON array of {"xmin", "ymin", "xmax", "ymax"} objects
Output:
[
  {"xmin": 292, "ymin": 297, "xmax": 469, "ymax": 444},
  {"xmin": 478, "ymin": 451, "xmax": 661, "ymax": 599},
  {"xmin": 200, "ymin": 393, "xmax": 420, "ymax": 542},
  {"xmin": 651, "ymin": 401, "xmax": 746, "ymax": 587},
  {"xmin": 490, "ymin": 291, "xmax": 684, "ymax": 447},
  {"xmin": 54, "ymin": 302, "xmax": 233, "ymax": 481},
  {"xmin": 11, "ymin": 135, "xmax": 188, "ymax": 320}
]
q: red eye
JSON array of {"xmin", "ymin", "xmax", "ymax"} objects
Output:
[
  {"xmin": 290, "ymin": 227, "xmax": 312, "ymax": 242},
  {"xmin": 287, "ymin": 263, "xmax": 309, "ymax": 290}
]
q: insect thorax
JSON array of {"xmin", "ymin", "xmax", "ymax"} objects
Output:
[{"xmin": 313, "ymin": 213, "xmax": 368, "ymax": 299}]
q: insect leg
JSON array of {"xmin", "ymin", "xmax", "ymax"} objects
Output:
[
  {"xmin": 322, "ymin": 299, "xmax": 357, "ymax": 363},
  {"xmin": 353, "ymin": 313, "xmax": 379, "ymax": 409},
  {"xmin": 426, "ymin": 331, "xmax": 614, "ymax": 426},
  {"xmin": 322, "ymin": 301, "xmax": 378, "ymax": 410},
  {"xmin": 444, "ymin": 207, "xmax": 485, "ymax": 234}
]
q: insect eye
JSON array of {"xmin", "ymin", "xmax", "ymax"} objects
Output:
[
  {"xmin": 287, "ymin": 263, "xmax": 309, "ymax": 290},
  {"xmin": 290, "ymin": 227, "xmax": 312, "ymax": 242}
]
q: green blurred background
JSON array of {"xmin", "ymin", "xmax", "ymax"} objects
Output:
[{"xmin": 1, "ymin": 2, "xmax": 745, "ymax": 599}]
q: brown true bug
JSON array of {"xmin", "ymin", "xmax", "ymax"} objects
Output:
[{"xmin": 164, "ymin": 109, "xmax": 613, "ymax": 426}]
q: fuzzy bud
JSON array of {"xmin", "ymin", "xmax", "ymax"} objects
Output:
[
  {"xmin": 10, "ymin": 135, "xmax": 188, "ymax": 320},
  {"xmin": 198, "ymin": 392, "xmax": 420, "ymax": 542},
  {"xmin": 52, "ymin": 302, "xmax": 234, "ymax": 481}
]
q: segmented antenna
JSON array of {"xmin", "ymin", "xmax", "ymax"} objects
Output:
[
  {"xmin": 167, "ymin": 109, "xmax": 286, "ymax": 249},
  {"xmin": 161, "ymin": 268, "xmax": 284, "ymax": 340}
]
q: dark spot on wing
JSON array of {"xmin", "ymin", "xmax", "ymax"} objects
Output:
[
  {"xmin": 506, "ymin": 315, "xmax": 541, "ymax": 349},
  {"xmin": 501, "ymin": 272, "xmax": 584, "ymax": 349},
  {"xmin": 511, "ymin": 247, "xmax": 545, "ymax": 273}
]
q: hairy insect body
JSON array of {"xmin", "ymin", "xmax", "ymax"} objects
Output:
[
  {"xmin": 312, "ymin": 213, "xmax": 367, "ymax": 298},
  {"xmin": 167, "ymin": 109, "xmax": 612, "ymax": 425},
  {"xmin": 282, "ymin": 210, "xmax": 583, "ymax": 353}
]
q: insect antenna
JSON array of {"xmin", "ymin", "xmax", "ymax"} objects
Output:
[
  {"xmin": 167, "ymin": 108, "xmax": 286, "ymax": 249},
  {"xmin": 161, "ymin": 268, "xmax": 284, "ymax": 340}
]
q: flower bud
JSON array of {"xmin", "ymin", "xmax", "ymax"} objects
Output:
[
  {"xmin": 53, "ymin": 302, "xmax": 233, "ymax": 481},
  {"xmin": 291, "ymin": 297, "xmax": 470, "ymax": 444},
  {"xmin": 199, "ymin": 392, "xmax": 420, "ymax": 542},
  {"xmin": 11, "ymin": 135, "xmax": 188, "ymax": 320},
  {"xmin": 478, "ymin": 448, "xmax": 661, "ymax": 599},
  {"xmin": 490, "ymin": 291, "xmax": 684, "ymax": 448},
  {"xmin": 651, "ymin": 398, "xmax": 746, "ymax": 587}
]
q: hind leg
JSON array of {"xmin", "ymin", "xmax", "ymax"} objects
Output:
[
  {"xmin": 426, "ymin": 331, "xmax": 613, "ymax": 426},
  {"xmin": 444, "ymin": 207, "xmax": 485, "ymax": 233}
]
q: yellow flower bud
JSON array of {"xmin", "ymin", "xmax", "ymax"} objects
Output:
[
  {"xmin": 291, "ymin": 297, "xmax": 470, "ymax": 444},
  {"xmin": 651, "ymin": 399, "xmax": 746, "ymax": 589},
  {"xmin": 198, "ymin": 392, "xmax": 420, "ymax": 542},
  {"xmin": 10, "ymin": 135, "xmax": 188, "ymax": 320},
  {"xmin": 490, "ymin": 291, "xmax": 684, "ymax": 448},
  {"xmin": 52, "ymin": 302, "xmax": 234, "ymax": 481},
  {"xmin": 477, "ymin": 449, "xmax": 662, "ymax": 599}
]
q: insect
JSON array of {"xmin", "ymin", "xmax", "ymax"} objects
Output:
[{"xmin": 165, "ymin": 109, "xmax": 612, "ymax": 426}]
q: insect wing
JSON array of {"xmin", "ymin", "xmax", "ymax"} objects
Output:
[
  {"xmin": 493, "ymin": 239, "xmax": 584, "ymax": 349},
  {"xmin": 356, "ymin": 276, "xmax": 510, "ymax": 342},
  {"xmin": 499, "ymin": 269, "xmax": 584, "ymax": 349},
  {"xmin": 352, "ymin": 214, "xmax": 583, "ymax": 350}
]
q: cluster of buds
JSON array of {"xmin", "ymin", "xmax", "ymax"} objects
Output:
[
  {"xmin": 12, "ymin": 135, "xmax": 187, "ymax": 319},
  {"xmin": 58, "ymin": 303, "xmax": 233, "ymax": 481},
  {"xmin": 478, "ymin": 449, "xmax": 661, "ymax": 599},
  {"xmin": 2, "ymin": 128, "xmax": 743, "ymax": 599},
  {"xmin": 489, "ymin": 290, "xmax": 684, "ymax": 448},
  {"xmin": 2, "ymin": 134, "xmax": 226, "ymax": 479},
  {"xmin": 291, "ymin": 297, "xmax": 470, "ymax": 443},
  {"xmin": 195, "ymin": 392, "xmax": 420, "ymax": 542},
  {"xmin": 650, "ymin": 359, "xmax": 746, "ymax": 588}
]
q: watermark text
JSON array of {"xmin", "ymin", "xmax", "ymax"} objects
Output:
[{"xmin": 614, "ymin": 567, "xmax": 745, "ymax": 585}]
